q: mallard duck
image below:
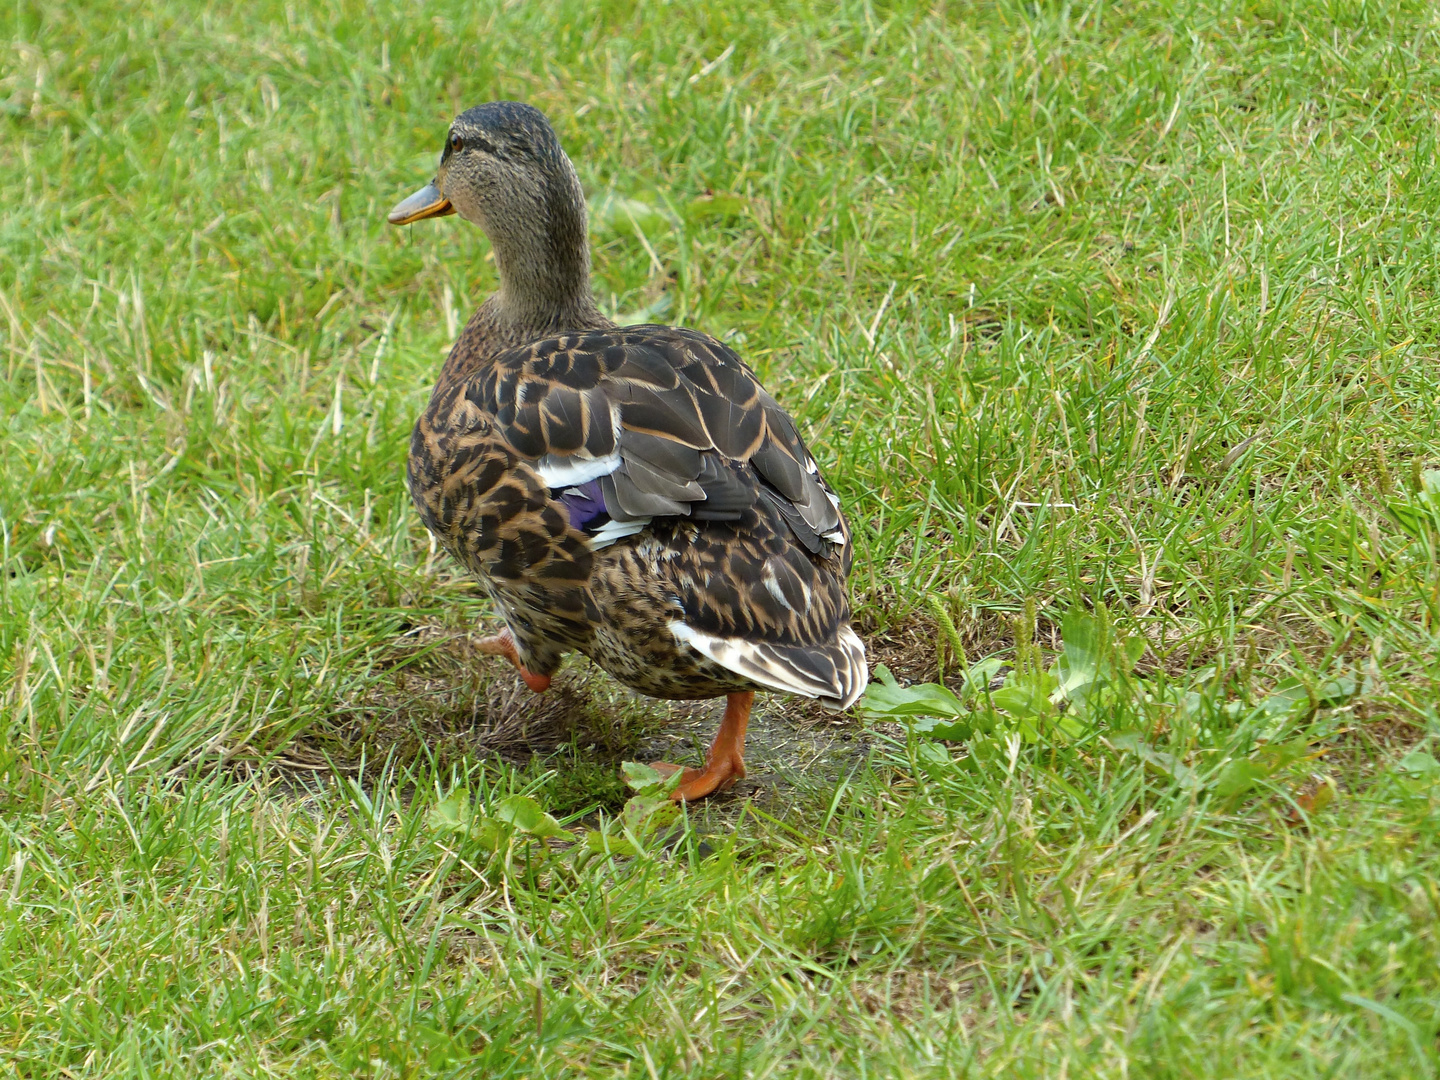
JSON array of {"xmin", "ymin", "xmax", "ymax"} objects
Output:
[{"xmin": 388, "ymin": 101, "xmax": 867, "ymax": 799}]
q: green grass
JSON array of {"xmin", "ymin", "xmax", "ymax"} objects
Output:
[{"xmin": 4, "ymin": 0, "xmax": 1440, "ymax": 1074}]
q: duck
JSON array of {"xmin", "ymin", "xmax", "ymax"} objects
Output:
[{"xmin": 387, "ymin": 101, "xmax": 867, "ymax": 800}]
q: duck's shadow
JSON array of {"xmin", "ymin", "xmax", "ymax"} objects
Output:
[{"xmin": 307, "ymin": 623, "xmax": 877, "ymax": 813}]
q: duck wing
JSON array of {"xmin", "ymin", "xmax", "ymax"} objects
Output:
[{"xmin": 481, "ymin": 325, "xmax": 851, "ymax": 567}]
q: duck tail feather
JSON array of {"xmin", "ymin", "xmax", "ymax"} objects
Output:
[{"xmin": 669, "ymin": 621, "xmax": 869, "ymax": 709}]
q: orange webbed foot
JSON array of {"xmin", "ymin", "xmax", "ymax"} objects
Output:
[
  {"xmin": 650, "ymin": 755, "xmax": 746, "ymax": 801},
  {"xmin": 475, "ymin": 628, "xmax": 552, "ymax": 693},
  {"xmin": 650, "ymin": 691, "xmax": 753, "ymax": 802}
]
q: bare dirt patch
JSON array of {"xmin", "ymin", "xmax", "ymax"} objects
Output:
[
  {"xmin": 306, "ymin": 623, "xmax": 886, "ymax": 815},
  {"xmin": 635, "ymin": 694, "xmax": 875, "ymax": 812}
]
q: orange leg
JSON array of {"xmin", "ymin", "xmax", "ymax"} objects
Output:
[
  {"xmin": 651, "ymin": 691, "xmax": 753, "ymax": 801},
  {"xmin": 475, "ymin": 628, "xmax": 552, "ymax": 693}
]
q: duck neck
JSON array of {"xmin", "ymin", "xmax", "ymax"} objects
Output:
[
  {"xmin": 490, "ymin": 164, "xmax": 607, "ymax": 339},
  {"xmin": 436, "ymin": 160, "xmax": 614, "ymax": 386}
]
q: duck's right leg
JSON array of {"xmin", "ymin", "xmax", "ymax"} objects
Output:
[{"xmin": 651, "ymin": 691, "xmax": 752, "ymax": 801}]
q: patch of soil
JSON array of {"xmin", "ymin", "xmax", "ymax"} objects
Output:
[
  {"xmin": 635, "ymin": 695, "xmax": 877, "ymax": 813},
  {"xmin": 306, "ymin": 623, "xmax": 884, "ymax": 816},
  {"xmin": 309, "ymin": 625, "xmax": 669, "ymax": 766}
]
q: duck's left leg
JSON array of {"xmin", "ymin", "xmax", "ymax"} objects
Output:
[
  {"xmin": 652, "ymin": 691, "xmax": 753, "ymax": 801},
  {"xmin": 475, "ymin": 627, "xmax": 552, "ymax": 693}
]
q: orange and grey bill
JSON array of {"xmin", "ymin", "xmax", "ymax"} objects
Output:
[{"xmin": 388, "ymin": 182, "xmax": 455, "ymax": 225}]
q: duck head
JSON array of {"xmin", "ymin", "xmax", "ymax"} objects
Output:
[{"xmin": 389, "ymin": 101, "xmax": 596, "ymax": 322}]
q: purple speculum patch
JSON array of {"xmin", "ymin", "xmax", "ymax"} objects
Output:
[{"xmin": 556, "ymin": 478, "xmax": 609, "ymax": 532}]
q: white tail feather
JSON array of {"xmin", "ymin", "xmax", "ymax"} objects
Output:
[{"xmin": 669, "ymin": 621, "xmax": 869, "ymax": 709}]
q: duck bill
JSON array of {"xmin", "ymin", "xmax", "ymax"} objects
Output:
[{"xmin": 387, "ymin": 182, "xmax": 455, "ymax": 225}]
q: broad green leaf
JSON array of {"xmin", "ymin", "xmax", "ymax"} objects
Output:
[
  {"xmin": 471, "ymin": 817, "xmax": 510, "ymax": 852},
  {"xmin": 426, "ymin": 793, "xmax": 471, "ymax": 835},
  {"xmin": 1057, "ymin": 608, "xmax": 1102, "ymax": 697},
  {"xmin": 1396, "ymin": 750, "xmax": 1440, "ymax": 777},
  {"xmin": 1314, "ymin": 675, "xmax": 1357, "ymax": 706},
  {"xmin": 622, "ymin": 761, "xmax": 665, "ymax": 790},
  {"xmin": 908, "ymin": 741, "xmax": 955, "ymax": 779},
  {"xmin": 1387, "ymin": 501, "xmax": 1426, "ymax": 539},
  {"xmin": 1256, "ymin": 678, "xmax": 1311, "ymax": 718},
  {"xmin": 494, "ymin": 795, "xmax": 567, "ymax": 839},
  {"xmin": 960, "ymin": 657, "xmax": 1006, "ymax": 696},
  {"xmin": 1255, "ymin": 738, "xmax": 1315, "ymax": 771},
  {"xmin": 916, "ymin": 741, "xmax": 954, "ymax": 778},
  {"xmin": 1394, "ymin": 750, "xmax": 1440, "ymax": 793},
  {"xmin": 583, "ymin": 830, "xmax": 638, "ymax": 857},
  {"xmin": 858, "ymin": 664, "xmax": 966, "ymax": 719},
  {"xmin": 955, "ymin": 732, "xmax": 1008, "ymax": 773},
  {"xmin": 1303, "ymin": 776, "xmax": 1337, "ymax": 815},
  {"xmin": 1214, "ymin": 758, "xmax": 1271, "ymax": 799},
  {"xmin": 909, "ymin": 714, "xmax": 974, "ymax": 741},
  {"xmin": 622, "ymin": 761, "xmax": 664, "ymax": 785},
  {"xmin": 1109, "ymin": 731, "xmax": 1199, "ymax": 789},
  {"xmin": 1015, "ymin": 715, "xmax": 1041, "ymax": 744},
  {"xmin": 622, "ymin": 793, "xmax": 680, "ymax": 837},
  {"xmin": 990, "ymin": 674, "xmax": 1056, "ymax": 719},
  {"xmin": 621, "ymin": 761, "xmax": 684, "ymax": 797}
]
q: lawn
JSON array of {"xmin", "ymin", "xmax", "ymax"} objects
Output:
[{"xmin": 3, "ymin": 0, "xmax": 1440, "ymax": 1074}]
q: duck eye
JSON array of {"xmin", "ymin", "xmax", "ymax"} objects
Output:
[{"xmin": 449, "ymin": 134, "xmax": 463, "ymax": 152}]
